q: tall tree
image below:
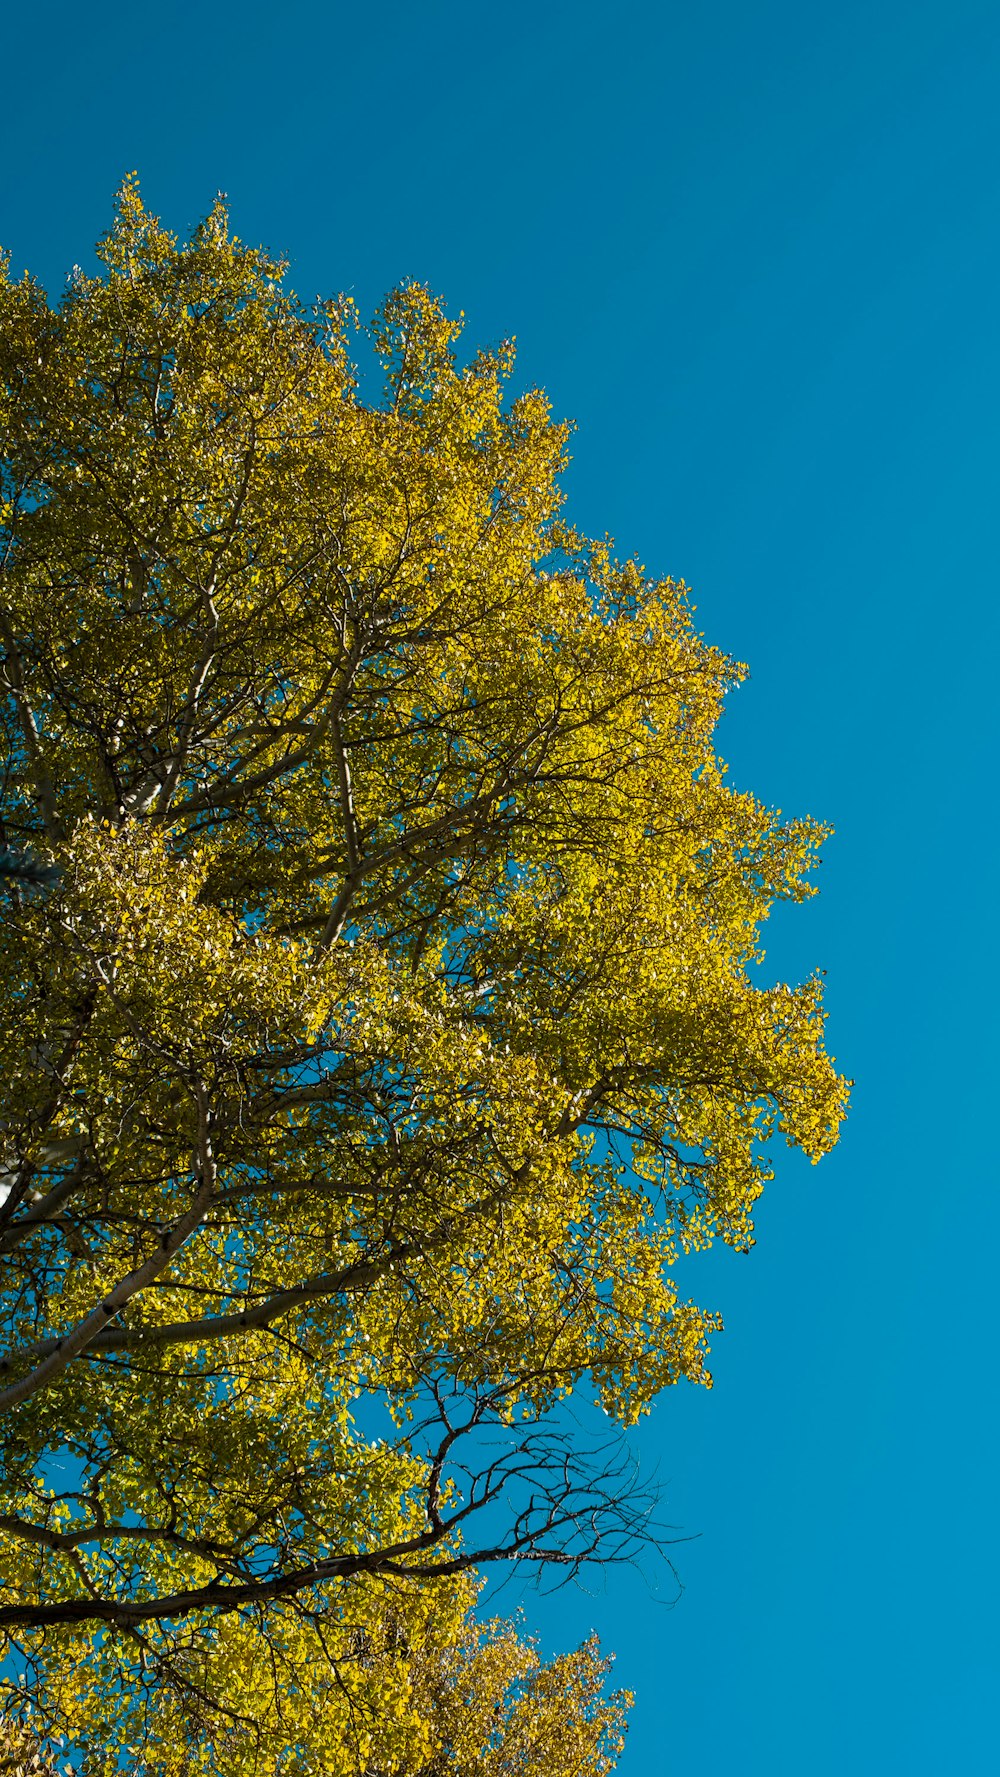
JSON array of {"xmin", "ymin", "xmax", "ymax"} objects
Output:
[{"xmin": 0, "ymin": 182, "xmax": 847, "ymax": 1763}]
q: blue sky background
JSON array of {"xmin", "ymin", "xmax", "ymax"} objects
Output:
[{"xmin": 3, "ymin": 3, "xmax": 998, "ymax": 1771}]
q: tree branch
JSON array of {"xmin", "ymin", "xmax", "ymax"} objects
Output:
[{"xmin": 0, "ymin": 1088, "xmax": 217, "ymax": 1413}]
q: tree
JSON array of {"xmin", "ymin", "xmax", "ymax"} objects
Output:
[{"xmin": 0, "ymin": 182, "xmax": 848, "ymax": 1765}]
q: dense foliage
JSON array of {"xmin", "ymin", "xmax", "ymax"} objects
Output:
[{"xmin": 0, "ymin": 183, "xmax": 847, "ymax": 1768}]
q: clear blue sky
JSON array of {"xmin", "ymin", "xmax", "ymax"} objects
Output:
[{"xmin": 4, "ymin": 3, "xmax": 998, "ymax": 1771}]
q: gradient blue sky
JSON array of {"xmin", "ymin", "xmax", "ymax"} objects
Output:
[{"xmin": 4, "ymin": 4, "xmax": 998, "ymax": 1772}]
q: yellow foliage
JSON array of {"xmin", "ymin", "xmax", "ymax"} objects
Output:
[{"xmin": 0, "ymin": 184, "xmax": 847, "ymax": 1764}]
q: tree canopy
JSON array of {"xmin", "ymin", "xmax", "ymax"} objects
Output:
[{"xmin": 0, "ymin": 181, "xmax": 847, "ymax": 1769}]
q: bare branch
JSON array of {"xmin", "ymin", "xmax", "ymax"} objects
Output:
[{"xmin": 0, "ymin": 1387, "xmax": 658, "ymax": 1631}]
